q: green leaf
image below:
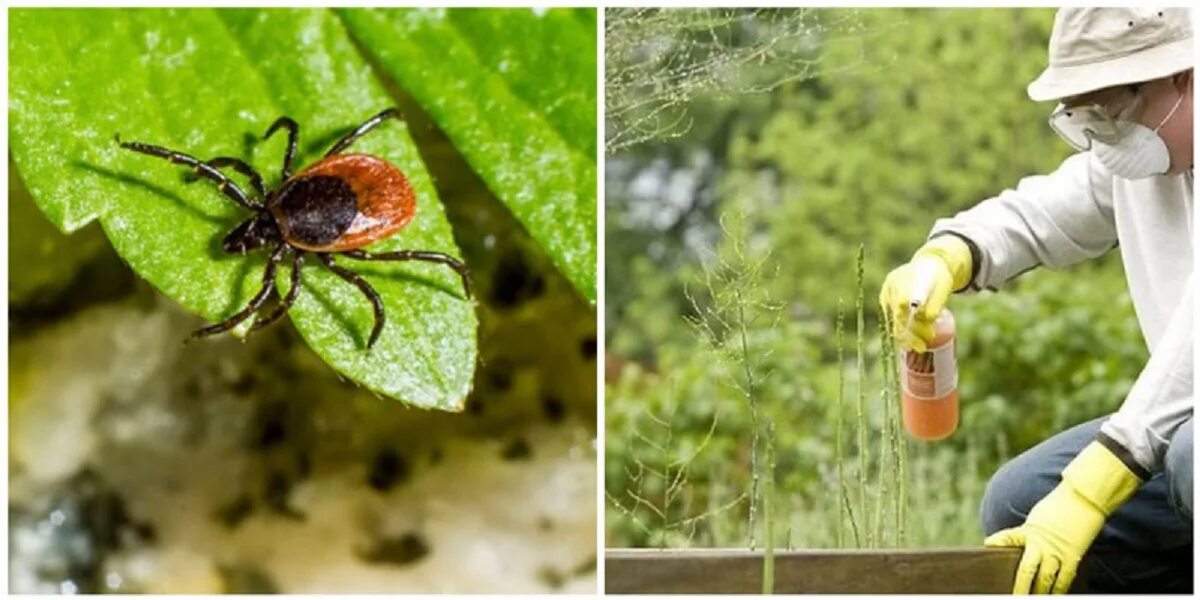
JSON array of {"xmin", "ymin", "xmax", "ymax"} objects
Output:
[
  {"xmin": 9, "ymin": 8, "xmax": 477, "ymax": 410},
  {"xmin": 339, "ymin": 8, "xmax": 598, "ymax": 301},
  {"xmin": 9, "ymin": 163, "xmax": 111, "ymax": 306}
]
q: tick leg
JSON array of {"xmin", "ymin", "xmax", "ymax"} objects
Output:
[
  {"xmin": 340, "ymin": 249, "xmax": 473, "ymax": 300},
  {"xmin": 205, "ymin": 157, "xmax": 267, "ymax": 198},
  {"xmin": 324, "ymin": 108, "xmax": 401, "ymax": 158},
  {"xmin": 263, "ymin": 116, "xmax": 299, "ymax": 181},
  {"xmin": 116, "ymin": 135, "xmax": 257, "ymax": 211},
  {"xmin": 250, "ymin": 251, "xmax": 305, "ymax": 332},
  {"xmin": 187, "ymin": 245, "xmax": 288, "ymax": 343},
  {"xmin": 318, "ymin": 253, "xmax": 385, "ymax": 349}
]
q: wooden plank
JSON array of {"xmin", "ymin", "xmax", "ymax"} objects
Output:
[{"xmin": 605, "ymin": 547, "xmax": 1034, "ymax": 594}]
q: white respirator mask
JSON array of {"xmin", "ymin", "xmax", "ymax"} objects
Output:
[{"xmin": 1091, "ymin": 90, "xmax": 1184, "ymax": 179}]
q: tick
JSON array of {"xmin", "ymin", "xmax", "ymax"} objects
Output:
[{"xmin": 116, "ymin": 108, "xmax": 472, "ymax": 349}]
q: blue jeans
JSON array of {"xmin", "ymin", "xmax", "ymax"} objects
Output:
[{"xmin": 980, "ymin": 416, "xmax": 1193, "ymax": 593}]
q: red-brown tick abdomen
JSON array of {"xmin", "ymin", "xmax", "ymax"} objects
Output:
[{"xmin": 271, "ymin": 154, "xmax": 416, "ymax": 252}]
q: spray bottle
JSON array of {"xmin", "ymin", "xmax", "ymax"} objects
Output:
[{"xmin": 898, "ymin": 261, "xmax": 959, "ymax": 441}]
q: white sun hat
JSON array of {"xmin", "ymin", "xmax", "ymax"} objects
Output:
[{"xmin": 1027, "ymin": 7, "xmax": 1194, "ymax": 102}]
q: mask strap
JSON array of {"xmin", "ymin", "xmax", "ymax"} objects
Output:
[{"xmin": 1153, "ymin": 89, "xmax": 1185, "ymax": 133}]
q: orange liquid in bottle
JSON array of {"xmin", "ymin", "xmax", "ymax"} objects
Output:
[{"xmin": 899, "ymin": 309, "xmax": 958, "ymax": 441}]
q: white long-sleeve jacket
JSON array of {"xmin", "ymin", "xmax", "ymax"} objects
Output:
[{"xmin": 930, "ymin": 151, "xmax": 1193, "ymax": 479}]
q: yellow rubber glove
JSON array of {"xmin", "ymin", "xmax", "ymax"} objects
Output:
[
  {"xmin": 984, "ymin": 441, "xmax": 1142, "ymax": 594},
  {"xmin": 878, "ymin": 236, "xmax": 973, "ymax": 351}
]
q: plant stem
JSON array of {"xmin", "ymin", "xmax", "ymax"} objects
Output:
[
  {"xmin": 840, "ymin": 478, "xmax": 861, "ymax": 548},
  {"xmin": 735, "ymin": 287, "xmax": 760, "ymax": 551},
  {"xmin": 883, "ymin": 308, "xmax": 908, "ymax": 547},
  {"xmin": 874, "ymin": 388, "xmax": 889, "ymax": 547},
  {"xmin": 854, "ymin": 244, "xmax": 869, "ymax": 547},
  {"xmin": 876, "ymin": 310, "xmax": 897, "ymax": 547},
  {"xmin": 898, "ymin": 434, "xmax": 908, "ymax": 547},
  {"xmin": 835, "ymin": 299, "xmax": 846, "ymax": 549},
  {"xmin": 762, "ymin": 419, "xmax": 776, "ymax": 595}
]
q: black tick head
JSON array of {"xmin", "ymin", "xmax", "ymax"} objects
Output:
[{"xmin": 223, "ymin": 212, "xmax": 282, "ymax": 254}]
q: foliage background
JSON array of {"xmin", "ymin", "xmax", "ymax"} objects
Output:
[{"xmin": 606, "ymin": 8, "xmax": 1146, "ymax": 549}]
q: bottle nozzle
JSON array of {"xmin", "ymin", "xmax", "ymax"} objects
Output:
[
  {"xmin": 906, "ymin": 259, "xmax": 940, "ymax": 333},
  {"xmin": 906, "ymin": 298, "xmax": 920, "ymax": 335}
]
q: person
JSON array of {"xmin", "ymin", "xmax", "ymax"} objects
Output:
[{"xmin": 879, "ymin": 7, "xmax": 1193, "ymax": 595}]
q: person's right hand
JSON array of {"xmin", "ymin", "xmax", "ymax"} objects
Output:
[{"xmin": 879, "ymin": 236, "xmax": 973, "ymax": 352}]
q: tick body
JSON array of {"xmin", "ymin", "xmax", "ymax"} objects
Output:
[
  {"xmin": 273, "ymin": 154, "xmax": 415, "ymax": 252},
  {"xmin": 117, "ymin": 108, "xmax": 472, "ymax": 349}
]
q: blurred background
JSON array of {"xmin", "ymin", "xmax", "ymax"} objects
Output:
[{"xmin": 605, "ymin": 8, "xmax": 1144, "ymax": 549}]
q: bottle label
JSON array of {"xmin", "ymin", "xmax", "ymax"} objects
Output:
[{"xmin": 900, "ymin": 339, "xmax": 957, "ymax": 399}]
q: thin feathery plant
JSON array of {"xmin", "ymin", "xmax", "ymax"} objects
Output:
[
  {"xmin": 703, "ymin": 461, "xmax": 750, "ymax": 546},
  {"xmin": 605, "ymin": 8, "xmax": 871, "ymax": 152},
  {"xmin": 605, "ymin": 389, "xmax": 737, "ymax": 547},
  {"xmin": 685, "ymin": 211, "xmax": 783, "ymax": 550}
]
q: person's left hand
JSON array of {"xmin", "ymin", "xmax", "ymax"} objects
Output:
[
  {"xmin": 984, "ymin": 441, "xmax": 1142, "ymax": 594},
  {"xmin": 984, "ymin": 483, "xmax": 1102, "ymax": 593}
]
